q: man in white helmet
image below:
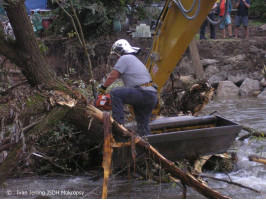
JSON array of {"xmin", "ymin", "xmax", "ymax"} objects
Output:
[{"xmin": 98, "ymin": 39, "xmax": 158, "ymax": 136}]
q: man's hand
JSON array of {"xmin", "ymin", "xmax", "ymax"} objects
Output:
[{"xmin": 98, "ymin": 84, "xmax": 107, "ymax": 94}]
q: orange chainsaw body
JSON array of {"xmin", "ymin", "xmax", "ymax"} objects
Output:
[{"xmin": 95, "ymin": 94, "xmax": 112, "ymax": 110}]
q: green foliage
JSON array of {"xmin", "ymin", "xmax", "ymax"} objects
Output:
[
  {"xmin": 249, "ymin": 0, "xmax": 266, "ymax": 21},
  {"xmin": 34, "ymin": 121, "xmax": 102, "ymax": 174},
  {"xmin": 135, "ymin": 5, "xmax": 161, "ymax": 21},
  {"xmin": 38, "ymin": 42, "xmax": 49, "ymax": 53},
  {"xmin": 50, "ymin": 0, "xmax": 164, "ymax": 38},
  {"xmin": 51, "ymin": 0, "xmax": 128, "ymax": 38},
  {"xmin": 67, "ymin": 30, "xmax": 77, "ymax": 39}
]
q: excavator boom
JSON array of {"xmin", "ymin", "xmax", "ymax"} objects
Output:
[{"xmin": 146, "ymin": 0, "xmax": 216, "ymax": 92}]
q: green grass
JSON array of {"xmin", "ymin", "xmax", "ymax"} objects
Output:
[
  {"xmin": 249, "ymin": 19, "xmax": 265, "ymax": 27},
  {"xmin": 195, "ymin": 33, "xmax": 200, "ymax": 41}
]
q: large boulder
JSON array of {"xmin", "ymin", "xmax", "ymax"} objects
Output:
[
  {"xmin": 228, "ymin": 74, "xmax": 248, "ymax": 85},
  {"xmin": 249, "ymin": 71, "xmax": 264, "ymax": 81},
  {"xmin": 239, "ymin": 78, "xmax": 260, "ymax": 96},
  {"xmin": 209, "ymin": 71, "xmax": 227, "ymax": 88},
  {"xmin": 216, "ymin": 81, "xmax": 239, "ymax": 97},
  {"xmin": 205, "ymin": 65, "xmax": 220, "ymax": 78}
]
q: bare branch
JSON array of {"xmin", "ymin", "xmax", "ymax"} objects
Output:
[{"xmin": 200, "ymin": 175, "xmax": 261, "ymax": 193}]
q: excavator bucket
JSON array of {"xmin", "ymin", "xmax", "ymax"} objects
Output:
[{"xmin": 146, "ymin": 0, "xmax": 217, "ymax": 92}]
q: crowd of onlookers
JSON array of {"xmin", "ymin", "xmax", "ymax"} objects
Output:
[{"xmin": 200, "ymin": 0, "xmax": 250, "ymax": 40}]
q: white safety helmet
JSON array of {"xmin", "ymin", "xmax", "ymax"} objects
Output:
[{"xmin": 110, "ymin": 39, "xmax": 140, "ymax": 56}]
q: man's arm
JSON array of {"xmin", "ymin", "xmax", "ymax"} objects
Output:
[
  {"xmin": 103, "ymin": 69, "xmax": 121, "ymax": 88},
  {"xmin": 243, "ymin": 0, "xmax": 250, "ymax": 8},
  {"xmin": 235, "ymin": 0, "xmax": 240, "ymax": 8}
]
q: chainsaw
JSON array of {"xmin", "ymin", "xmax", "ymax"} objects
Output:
[{"xmin": 95, "ymin": 93, "xmax": 112, "ymax": 110}]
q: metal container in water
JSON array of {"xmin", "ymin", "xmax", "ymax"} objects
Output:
[{"xmin": 113, "ymin": 115, "xmax": 242, "ymax": 169}]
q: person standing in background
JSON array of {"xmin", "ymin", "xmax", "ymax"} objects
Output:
[
  {"xmin": 218, "ymin": 0, "xmax": 233, "ymax": 38},
  {"xmin": 199, "ymin": 2, "xmax": 218, "ymax": 40},
  {"xmin": 235, "ymin": 0, "xmax": 250, "ymax": 39}
]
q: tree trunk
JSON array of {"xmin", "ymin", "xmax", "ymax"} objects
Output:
[{"xmin": 2, "ymin": 0, "xmax": 67, "ymax": 91}]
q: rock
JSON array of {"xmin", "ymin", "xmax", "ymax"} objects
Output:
[
  {"xmin": 232, "ymin": 60, "xmax": 253, "ymax": 70},
  {"xmin": 225, "ymin": 54, "xmax": 246, "ymax": 63},
  {"xmin": 177, "ymin": 57, "xmax": 195, "ymax": 75},
  {"xmin": 249, "ymin": 71, "xmax": 264, "ymax": 81},
  {"xmin": 239, "ymin": 78, "xmax": 260, "ymax": 96},
  {"xmin": 201, "ymin": 59, "xmax": 219, "ymax": 67},
  {"xmin": 257, "ymin": 91, "xmax": 266, "ymax": 99},
  {"xmin": 249, "ymin": 45, "xmax": 259, "ymax": 54},
  {"xmin": 260, "ymin": 78, "xmax": 266, "ymax": 87},
  {"xmin": 228, "ymin": 74, "xmax": 248, "ymax": 85},
  {"xmin": 209, "ymin": 72, "xmax": 227, "ymax": 87},
  {"xmin": 205, "ymin": 65, "xmax": 220, "ymax": 78},
  {"xmin": 221, "ymin": 64, "xmax": 233, "ymax": 72},
  {"xmin": 258, "ymin": 24, "xmax": 266, "ymax": 31},
  {"xmin": 216, "ymin": 81, "xmax": 239, "ymax": 97}
]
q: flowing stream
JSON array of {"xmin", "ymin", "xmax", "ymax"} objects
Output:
[{"xmin": 0, "ymin": 97, "xmax": 265, "ymax": 199}]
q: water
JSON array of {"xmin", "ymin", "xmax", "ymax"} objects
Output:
[{"xmin": 0, "ymin": 97, "xmax": 265, "ymax": 199}]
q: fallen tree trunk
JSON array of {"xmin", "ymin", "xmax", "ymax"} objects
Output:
[{"xmin": 87, "ymin": 105, "xmax": 229, "ymax": 199}]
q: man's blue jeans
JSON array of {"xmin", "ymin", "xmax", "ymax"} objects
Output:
[{"xmin": 110, "ymin": 86, "xmax": 158, "ymax": 136}]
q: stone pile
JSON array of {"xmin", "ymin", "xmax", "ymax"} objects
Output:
[{"xmin": 176, "ymin": 53, "xmax": 266, "ymax": 99}]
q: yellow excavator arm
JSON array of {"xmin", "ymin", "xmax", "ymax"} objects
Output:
[{"xmin": 146, "ymin": 0, "xmax": 216, "ymax": 92}]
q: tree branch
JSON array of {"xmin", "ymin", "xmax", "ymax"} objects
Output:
[{"xmin": 200, "ymin": 175, "xmax": 261, "ymax": 193}]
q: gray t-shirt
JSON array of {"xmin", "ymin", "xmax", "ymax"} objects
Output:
[{"xmin": 114, "ymin": 54, "xmax": 157, "ymax": 92}]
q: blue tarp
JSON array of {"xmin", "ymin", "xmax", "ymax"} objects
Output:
[
  {"xmin": 0, "ymin": 0, "xmax": 47, "ymax": 15},
  {"xmin": 25, "ymin": 0, "xmax": 48, "ymax": 14}
]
